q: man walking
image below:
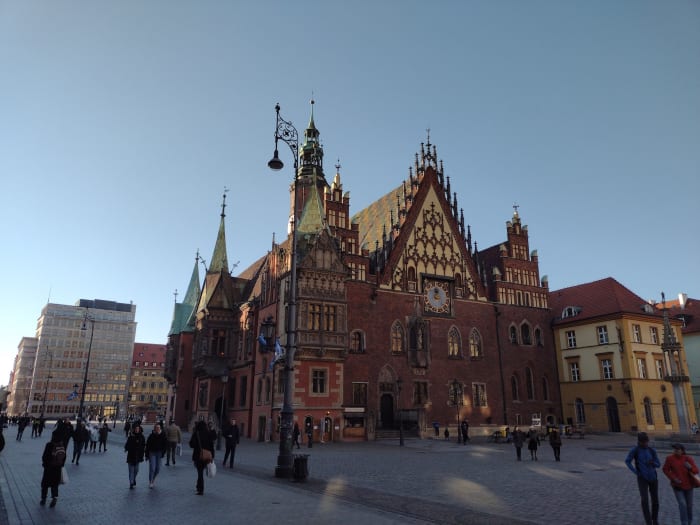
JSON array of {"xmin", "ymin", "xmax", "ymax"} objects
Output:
[
  {"xmin": 625, "ymin": 432, "xmax": 661, "ymax": 525},
  {"xmin": 223, "ymin": 418, "xmax": 240, "ymax": 468},
  {"xmin": 165, "ymin": 418, "xmax": 181, "ymax": 466}
]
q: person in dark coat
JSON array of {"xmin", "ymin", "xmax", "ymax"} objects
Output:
[
  {"xmin": 527, "ymin": 428, "xmax": 539, "ymax": 461},
  {"xmin": 189, "ymin": 420, "xmax": 214, "ymax": 495},
  {"xmin": 71, "ymin": 420, "xmax": 89, "ymax": 465},
  {"xmin": 512, "ymin": 427, "xmax": 525, "ymax": 461},
  {"xmin": 145, "ymin": 424, "xmax": 168, "ymax": 488},
  {"xmin": 549, "ymin": 429, "xmax": 562, "ymax": 461},
  {"xmin": 222, "ymin": 418, "xmax": 240, "ymax": 468},
  {"xmin": 124, "ymin": 423, "xmax": 146, "ymax": 489},
  {"xmin": 98, "ymin": 422, "xmax": 111, "ymax": 452},
  {"xmin": 292, "ymin": 422, "xmax": 301, "ymax": 449},
  {"xmin": 41, "ymin": 430, "xmax": 66, "ymax": 507},
  {"xmin": 460, "ymin": 420, "xmax": 470, "ymax": 444}
]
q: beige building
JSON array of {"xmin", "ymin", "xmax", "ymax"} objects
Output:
[
  {"xmin": 6, "ymin": 337, "xmax": 38, "ymax": 416},
  {"xmin": 550, "ymin": 278, "xmax": 693, "ymax": 435},
  {"xmin": 24, "ymin": 299, "xmax": 136, "ymax": 420}
]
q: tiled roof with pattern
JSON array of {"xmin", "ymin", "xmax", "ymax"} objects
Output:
[{"xmin": 351, "ymin": 183, "xmax": 402, "ymax": 251}]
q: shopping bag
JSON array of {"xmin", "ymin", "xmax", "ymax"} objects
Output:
[
  {"xmin": 60, "ymin": 467, "xmax": 69, "ymax": 485},
  {"xmin": 176, "ymin": 443, "xmax": 182, "ymax": 456},
  {"xmin": 206, "ymin": 461, "xmax": 217, "ymax": 478}
]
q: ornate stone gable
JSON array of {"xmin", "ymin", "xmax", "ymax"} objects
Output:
[{"xmin": 387, "ymin": 185, "xmax": 481, "ymax": 301}]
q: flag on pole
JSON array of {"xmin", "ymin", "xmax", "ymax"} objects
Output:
[{"xmin": 67, "ymin": 390, "xmax": 78, "ymax": 400}]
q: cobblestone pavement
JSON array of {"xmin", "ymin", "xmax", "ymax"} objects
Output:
[{"xmin": 1, "ymin": 425, "xmax": 698, "ymax": 524}]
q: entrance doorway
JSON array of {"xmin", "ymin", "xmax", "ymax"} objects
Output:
[
  {"xmin": 380, "ymin": 393, "xmax": 394, "ymax": 429},
  {"xmin": 606, "ymin": 396, "xmax": 621, "ymax": 432},
  {"xmin": 257, "ymin": 415, "xmax": 266, "ymax": 442}
]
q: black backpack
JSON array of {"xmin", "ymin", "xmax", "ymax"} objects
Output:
[{"xmin": 50, "ymin": 443, "xmax": 66, "ymax": 467}]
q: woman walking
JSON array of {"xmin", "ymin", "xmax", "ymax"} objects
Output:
[
  {"xmin": 512, "ymin": 427, "xmax": 525, "ymax": 461},
  {"xmin": 145, "ymin": 424, "xmax": 167, "ymax": 488},
  {"xmin": 527, "ymin": 428, "xmax": 539, "ymax": 461},
  {"xmin": 189, "ymin": 420, "xmax": 215, "ymax": 495},
  {"xmin": 663, "ymin": 442, "xmax": 699, "ymax": 525},
  {"xmin": 124, "ymin": 423, "xmax": 145, "ymax": 489}
]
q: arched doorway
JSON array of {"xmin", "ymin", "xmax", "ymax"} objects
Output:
[
  {"xmin": 380, "ymin": 393, "xmax": 394, "ymax": 429},
  {"xmin": 606, "ymin": 396, "xmax": 621, "ymax": 432}
]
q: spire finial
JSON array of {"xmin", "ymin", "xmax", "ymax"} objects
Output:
[
  {"xmin": 221, "ymin": 187, "xmax": 229, "ymax": 218},
  {"xmin": 513, "ymin": 202, "xmax": 520, "ymax": 217},
  {"xmin": 335, "ymin": 158, "xmax": 341, "ymax": 173},
  {"xmin": 174, "ymin": 289, "xmax": 178, "ymax": 303},
  {"xmin": 426, "ymin": 127, "xmax": 431, "ymax": 146}
]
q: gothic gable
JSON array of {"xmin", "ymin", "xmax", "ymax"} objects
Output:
[{"xmin": 383, "ymin": 175, "xmax": 485, "ymax": 301}]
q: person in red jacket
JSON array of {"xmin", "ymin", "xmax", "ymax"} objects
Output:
[{"xmin": 662, "ymin": 442, "xmax": 699, "ymax": 525}]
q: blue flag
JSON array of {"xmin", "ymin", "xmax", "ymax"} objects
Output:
[
  {"xmin": 258, "ymin": 334, "xmax": 268, "ymax": 349},
  {"xmin": 67, "ymin": 391, "xmax": 78, "ymax": 400}
]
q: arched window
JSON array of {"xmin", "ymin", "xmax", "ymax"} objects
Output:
[
  {"xmin": 575, "ymin": 398, "xmax": 586, "ymax": 424},
  {"xmin": 541, "ymin": 377, "xmax": 549, "ymax": 401},
  {"xmin": 521, "ymin": 323, "xmax": 532, "ymax": 345},
  {"xmin": 511, "ymin": 376, "xmax": 519, "ymax": 401},
  {"xmin": 391, "ymin": 321, "xmax": 404, "ymax": 354},
  {"xmin": 526, "ymin": 367, "xmax": 535, "ymax": 400},
  {"xmin": 469, "ymin": 329, "xmax": 483, "ymax": 358},
  {"xmin": 662, "ymin": 398, "xmax": 671, "ymax": 424},
  {"xmin": 448, "ymin": 327, "xmax": 462, "ymax": 358},
  {"xmin": 644, "ymin": 397, "xmax": 654, "ymax": 425},
  {"xmin": 350, "ymin": 330, "xmax": 365, "ymax": 353},
  {"xmin": 534, "ymin": 328, "xmax": 543, "ymax": 346},
  {"xmin": 509, "ymin": 326, "xmax": 518, "ymax": 344}
]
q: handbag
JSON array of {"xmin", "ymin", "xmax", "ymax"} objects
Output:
[
  {"xmin": 196, "ymin": 432, "xmax": 212, "ymax": 464},
  {"xmin": 206, "ymin": 461, "xmax": 217, "ymax": 478},
  {"xmin": 60, "ymin": 466, "xmax": 69, "ymax": 485}
]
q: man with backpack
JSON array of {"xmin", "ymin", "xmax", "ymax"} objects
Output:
[
  {"xmin": 41, "ymin": 430, "xmax": 66, "ymax": 508},
  {"xmin": 625, "ymin": 432, "xmax": 661, "ymax": 525}
]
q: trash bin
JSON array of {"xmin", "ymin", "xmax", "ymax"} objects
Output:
[{"xmin": 293, "ymin": 454, "xmax": 309, "ymax": 481}]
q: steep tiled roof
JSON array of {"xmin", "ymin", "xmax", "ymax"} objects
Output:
[
  {"xmin": 351, "ymin": 183, "xmax": 402, "ymax": 251},
  {"xmin": 549, "ymin": 277, "xmax": 662, "ymax": 324}
]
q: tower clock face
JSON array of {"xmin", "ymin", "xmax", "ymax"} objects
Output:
[{"xmin": 423, "ymin": 280, "xmax": 451, "ymax": 314}]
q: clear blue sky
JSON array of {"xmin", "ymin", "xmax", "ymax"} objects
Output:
[{"xmin": 1, "ymin": 1, "xmax": 698, "ymax": 386}]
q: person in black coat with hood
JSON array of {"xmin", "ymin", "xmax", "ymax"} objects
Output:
[
  {"xmin": 189, "ymin": 420, "xmax": 214, "ymax": 495},
  {"xmin": 41, "ymin": 430, "xmax": 66, "ymax": 507},
  {"xmin": 124, "ymin": 423, "xmax": 146, "ymax": 489}
]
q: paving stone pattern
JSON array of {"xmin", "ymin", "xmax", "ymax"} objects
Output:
[{"xmin": 0, "ymin": 426, "xmax": 696, "ymax": 524}]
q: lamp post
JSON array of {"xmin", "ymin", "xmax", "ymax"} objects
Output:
[
  {"xmin": 396, "ymin": 377, "xmax": 404, "ymax": 447},
  {"xmin": 113, "ymin": 396, "xmax": 120, "ymax": 428},
  {"xmin": 217, "ymin": 375, "xmax": 228, "ymax": 451},
  {"xmin": 452, "ymin": 379, "xmax": 462, "ymax": 444},
  {"xmin": 260, "ymin": 316, "xmax": 277, "ymax": 442},
  {"xmin": 78, "ymin": 311, "xmax": 96, "ymax": 421},
  {"xmin": 268, "ymin": 103, "xmax": 299, "ymax": 478},
  {"xmin": 40, "ymin": 347, "xmax": 53, "ymax": 419}
]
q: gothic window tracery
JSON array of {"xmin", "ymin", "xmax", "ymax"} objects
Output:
[
  {"xmin": 469, "ymin": 328, "xmax": 483, "ymax": 358},
  {"xmin": 391, "ymin": 321, "xmax": 405, "ymax": 354},
  {"xmin": 448, "ymin": 326, "xmax": 462, "ymax": 358}
]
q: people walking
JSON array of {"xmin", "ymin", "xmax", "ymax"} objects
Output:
[
  {"xmin": 662, "ymin": 442, "xmax": 698, "ymax": 525},
  {"xmin": 145, "ymin": 424, "xmax": 167, "ymax": 488},
  {"xmin": 625, "ymin": 432, "xmax": 661, "ymax": 525},
  {"xmin": 124, "ymin": 423, "xmax": 145, "ymax": 489},
  {"xmin": 527, "ymin": 428, "xmax": 539, "ymax": 461},
  {"xmin": 123, "ymin": 420, "xmax": 131, "ymax": 438},
  {"xmin": 98, "ymin": 422, "xmax": 111, "ymax": 452},
  {"xmin": 189, "ymin": 420, "xmax": 215, "ymax": 495},
  {"xmin": 292, "ymin": 422, "xmax": 301, "ymax": 449},
  {"xmin": 460, "ymin": 420, "xmax": 470, "ymax": 444},
  {"xmin": 548, "ymin": 429, "xmax": 562, "ymax": 461},
  {"xmin": 512, "ymin": 427, "xmax": 525, "ymax": 461},
  {"xmin": 71, "ymin": 420, "xmax": 88, "ymax": 465},
  {"xmin": 88, "ymin": 424, "xmax": 98, "ymax": 453},
  {"xmin": 165, "ymin": 418, "xmax": 182, "ymax": 466},
  {"xmin": 222, "ymin": 418, "xmax": 240, "ymax": 469},
  {"xmin": 40, "ymin": 430, "xmax": 66, "ymax": 508}
]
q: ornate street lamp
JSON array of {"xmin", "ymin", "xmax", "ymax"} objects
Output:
[
  {"xmin": 268, "ymin": 103, "xmax": 299, "ymax": 478},
  {"xmin": 397, "ymin": 377, "xmax": 404, "ymax": 447},
  {"xmin": 217, "ymin": 375, "xmax": 228, "ymax": 451},
  {"xmin": 79, "ymin": 311, "xmax": 96, "ymax": 421},
  {"xmin": 452, "ymin": 379, "xmax": 463, "ymax": 444}
]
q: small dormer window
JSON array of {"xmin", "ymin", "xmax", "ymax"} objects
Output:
[
  {"xmin": 642, "ymin": 304, "xmax": 654, "ymax": 314},
  {"xmin": 562, "ymin": 306, "xmax": 580, "ymax": 318}
]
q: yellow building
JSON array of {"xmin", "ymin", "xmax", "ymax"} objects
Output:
[
  {"xmin": 550, "ymin": 278, "xmax": 692, "ymax": 436},
  {"xmin": 128, "ymin": 342, "xmax": 167, "ymax": 423}
]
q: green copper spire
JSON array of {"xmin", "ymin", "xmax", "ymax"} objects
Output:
[
  {"xmin": 209, "ymin": 190, "xmax": 230, "ymax": 274},
  {"xmin": 183, "ymin": 251, "xmax": 201, "ymax": 307},
  {"xmin": 297, "ymin": 174, "xmax": 326, "ymax": 236}
]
